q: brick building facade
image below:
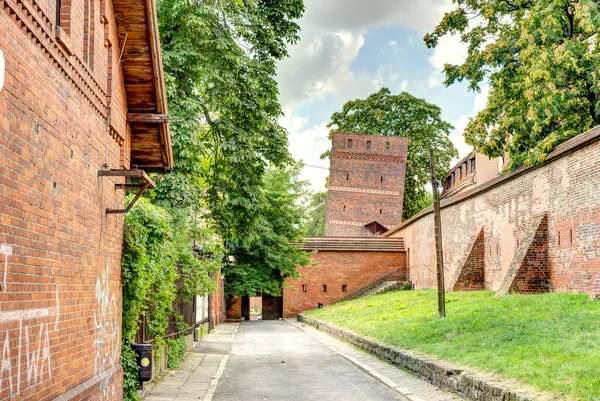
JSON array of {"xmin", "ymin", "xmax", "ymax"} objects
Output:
[
  {"xmin": 0, "ymin": 0, "xmax": 171, "ymax": 399},
  {"xmin": 324, "ymin": 132, "xmax": 408, "ymax": 237},
  {"xmin": 384, "ymin": 126, "xmax": 600, "ymax": 297},
  {"xmin": 283, "ymin": 237, "xmax": 407, "ymax": 317}
]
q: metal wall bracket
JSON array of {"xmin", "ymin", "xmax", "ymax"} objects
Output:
[{"xmin": 97, "ymin": 169, "xmax": 156, "ymax": 214}]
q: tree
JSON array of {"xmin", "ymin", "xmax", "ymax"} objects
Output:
[
  {"xmin": 224, "ymin": 163, "xmax": 311, "ymax": 297},
  {"xmin": 326, "ymin": 88, "xmax": 457, "ymax": 220},
  {"xmin": 155, "ymin": 0, "xmax": 304, "ymax": 240},
  {"xmin": 304, "ymin": 191, "xmax": 328, "ymax": 236},
  {"xmin": 425, "ymin": 0, "xmax": 600, "ymax": 170}
]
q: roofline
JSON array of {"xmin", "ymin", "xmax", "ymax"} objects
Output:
[
  {"xmin": 444, "ymin": 149, "xmax": 476, "ymax": 180},
  {"xmin": 145, "ymin": 0, "xmax": 173, "ymax": 171},
  {"xmin": 295, "ymin": 236, "xmax": 405, "ymax": 252},
  {"xmin": 383, "ymin": 124, "xmax": 600, "ymax": 237},
  {"xmin": 331, "ymin": 131, "xmax": 408, "ymax": 140}
]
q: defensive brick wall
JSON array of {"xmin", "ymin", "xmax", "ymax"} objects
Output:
[
  {"xmin": 0, "ymin": 0, "xmax": 131, "ymax": 398},
  {"xmin": 385, "ymin": 126, "xmax": 600, "ymax": 296},
  {"xmin": 283, "ymin": 250, "xmax": 407, "ymax": 317}
]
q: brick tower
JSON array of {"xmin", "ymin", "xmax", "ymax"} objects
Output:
[{"xmin": 324, "ymin": 132, "xmax": 408, "ymax": 237}]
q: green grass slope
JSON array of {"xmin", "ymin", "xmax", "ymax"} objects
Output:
[{"xmin": 304, "ymin": 290, "xmax": 600, "ymax": 400}]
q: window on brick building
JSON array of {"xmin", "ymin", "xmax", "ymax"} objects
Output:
[
  {"xmin": 322, "ymin": 284, "xmax": 327, "ymax": 293},
  {"xmin": 366, "ymin": 140, "xmax": 372, "ymax": 150},
  {"xmin": 302, "ymin": 284, "xmax": 307, "ymax": 292},
  {"xmin": 343, "ymin": 205, "xmax": 346, "ymax": 212},
  {"xmin": 347, "ymin": 139, "xmax": 353, "ymax": 148},
  {"xmin": 380, "ymin": 176, "xmax": 383, "ymax": 183},
  {"xmin": 83, "ymin": 0, "xmax": 95, "ymax": 68},
  {"xmin": 55, "ymin": 0, "xmax": 62, "ymax": 27},
  {"xmin": 471, "ymin": 158, "xmax": 476, "ymax": 173},
  {"xmin": 379, "ymin": 208, "xmax": 382, "ymax": 214},
  {"xmin": 342, "ymin": 284, "xmax": 347, "ymax": 292},
  {"xmin": 570, "ymin": 228, "xmax": 573, "ymax": 244},
  {"xmin": 346, "ymin": 173, "xmax": 349, "ymax": 180}
]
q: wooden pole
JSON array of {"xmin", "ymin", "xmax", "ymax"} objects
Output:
[{"xmin": 429, "ymin": 149, "xmax": 446, "ymax": 318}]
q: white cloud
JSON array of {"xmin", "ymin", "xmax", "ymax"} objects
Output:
[
  {"xmin": 399, "ymin": 80, "xmax": 408, "ymax": 91},
  {"xmin": 277, "ymin": 0, "xmax": 454, "ymax": 110},
  {"xmin": 473, "ymin": 85, "xmax": 490, "ymax": 114},
  {"xmin": 426, "ymin": 34, "xmax": 468, "ymax": 88},
  {"xmin": 280, "ymin": 110, "xmax": 331, "ymax": 191},
  {"xmin": 450, "ymin": 85, "xmax": 490, "ymax": 162},
  {"xmin": 277, "ymin": 30, "xmax": 372, "ymax": 108},
  {"xmin": 300, "ymin": 0, "xmax": 453, "ymax": 35}
]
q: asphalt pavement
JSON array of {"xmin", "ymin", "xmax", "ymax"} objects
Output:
[{"xmin": 214, "ymin": 320, "xmax": 401, "ymax": 401}]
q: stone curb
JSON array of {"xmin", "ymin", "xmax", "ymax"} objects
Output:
[{"xmin": 297, "ymin": 314, "xmax": 536, "ymax": 401}]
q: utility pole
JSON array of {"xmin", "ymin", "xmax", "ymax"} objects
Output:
[{"xmin": 429, "ymin": 149, "xmax": 446, "ymax": 318}]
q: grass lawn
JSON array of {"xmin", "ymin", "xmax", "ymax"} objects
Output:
[{"xmin": 304, "ymin": 290, "xmax": 600, "ymax": 400}]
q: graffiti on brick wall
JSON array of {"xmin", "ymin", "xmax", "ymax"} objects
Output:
[
  {"xmin": 0, "ymin": 285, "xmax": 60, "ymax": 398},
  {"xmin": 93, "ymin": 264, "xmax": 119, "ymax": 397},
  {"xmin": 1, "ymin": 244, "xmax": 12, "ymax": 292}
]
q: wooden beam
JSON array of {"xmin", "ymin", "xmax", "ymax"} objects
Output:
[{"xmin": 127, "ymin": 113, "xmax": 168, "ymax": 123}]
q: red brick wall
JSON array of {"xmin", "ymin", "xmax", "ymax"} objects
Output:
[
  {"xmin": 210, "ymin": 273, "xmax": 225, "ymax": 326},
  {"xmin": 283, "ymin": 250, "xmax": 407, "ymax": 317},
  {"xmin": 387, "ymin": 127, "xmax": 600, "ymax": 295},
  {"xmin": 0, "ymin": 0, "xmax": 129, "ymax": 399},
  {"xmin": 510, "ymin": 215, "xmax": 549, "ymax": 294},
  {"xmin": 324, "ymin": 133, "xmax": 408, "ymax": 237},
  {"xmin": 453, "ymin": 228, "xmax": 485, "ymax": 291}
]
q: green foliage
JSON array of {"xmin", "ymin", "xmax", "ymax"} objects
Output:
[
  {"xmin": 120, "ymin": 342, "xmax": 141, "ymax": 401},
  {"xmin": 307, "ymin": 290, "xmax": 600, "ymax": 400},
  {"xmin": 303, "ymin": 191, "xmax": 328, "ymax": 236},
  {"xmin": 225, "ymin": 163, "xmax": 311, "ymax": 297},
  {"xmin": 325, "ymin": 88, "xmax": 457, "ymax": 220},
  {"xmin": 165, "ymin": 336, "xmax": 187, "ymax": 370},
  {"xmin": 155, "ymin": 0, "xmax": 305, "ymax": 241},
  {"xmin": 426, "ymin": 0, "xmax": 600, "ymax": 170},
  {"xmin": 121, "ymin": 197, "xmax": 174, "ymax": 343},
  {"xmin": 121, "ymin": 198, "xmax": 221, "ymax": 400}
]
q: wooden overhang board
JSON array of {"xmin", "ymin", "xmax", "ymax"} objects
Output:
[{"xmin": 113, "ymin": 0, "xmax": 173, "ymax": 173}]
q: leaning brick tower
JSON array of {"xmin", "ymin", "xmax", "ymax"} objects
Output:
[{"xmin": 324, "ymin": 132, "xmax": 408, "ymax": 237}]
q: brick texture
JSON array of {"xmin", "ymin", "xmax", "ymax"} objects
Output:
[
  {"xmin": 324, "ymin": 133, "xmax": 408, "ymax": 237},
  {"xmin": 283, "ymin": 250, "xmax": 407, "ymax": 317},
  {"xmin": 386, "ymin": 127, "xmax": 600, "ymax": 295},
  {"xmin": 0, "ymin": 0, "xmax": 130, "ymax": 399},
  {"xmin": 451, "ymin": 228, "xmax": 485, "ymax": 291},
  {"xmin": 509, "ymin": 214, "xmax": 549, "ymax": 294}
]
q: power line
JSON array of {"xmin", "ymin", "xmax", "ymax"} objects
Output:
[{"xmin": 302, "ymin": 163, "xmax": 330, "ymax": 170}]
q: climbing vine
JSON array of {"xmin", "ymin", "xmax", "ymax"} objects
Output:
[{"xmin": 120, "ymin": 198, "xmax": 222, "ymax": 400}]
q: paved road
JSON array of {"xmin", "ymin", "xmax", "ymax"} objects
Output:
[{"xmin": 214, "ymin": 320, "xmax": 402, "ymax": 401}]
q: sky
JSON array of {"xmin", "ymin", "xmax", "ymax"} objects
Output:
[{"xmin": 275, "ymin": 0, "xmax": 490, "ymax": 192}]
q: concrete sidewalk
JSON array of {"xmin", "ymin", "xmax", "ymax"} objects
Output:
[{"xmin": 141, "ymin": 323, "xmax": 239, "ymax": 401}]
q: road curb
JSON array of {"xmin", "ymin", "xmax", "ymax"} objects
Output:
[
  {"xmin": 297, "ymin": 314, "xmax": 544, "ymax": 401},
  {"xmin": 290, "ymin": 319, "xmax": 427, "ymax": 401}
]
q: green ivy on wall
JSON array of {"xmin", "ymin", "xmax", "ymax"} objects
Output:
[{"xmin": 120, "ymin": 198, "xmax": 222, "ymax": 401}]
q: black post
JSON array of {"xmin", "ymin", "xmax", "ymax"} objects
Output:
[{"xmin": 429, "ymin": 149, "xmax": 446, "ymax": 318}]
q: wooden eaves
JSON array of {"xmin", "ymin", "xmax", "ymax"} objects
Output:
[{"xmin": 113, "ymin": 0, "xmax": 173, "ymax": 173}]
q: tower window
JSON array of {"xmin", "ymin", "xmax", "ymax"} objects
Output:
[
  {"xmin": 380, "ymin": 176, "xmax": 383, "ymax": 183},
  {"xmin": 343, "ymin": 205, "xmax": 346, "ymax": 212},
  {"xmin": 322, "ymin": 284, "xmax": 327, "ymax": 293},
  {"xmin": 347, "ymin": 139, "xmax": 353, "ymax": 148},
  {"xmin": 342, "ymin": 285, "xmax": 347, "ymax": 292},
  {"xmin": 346, "ymin": 173, "xmax": 349, "ymax": 180},
  {"xmin": 379, "ymin": 209, "xmax": 383, "ymax": 214},
  {"xmin": 366, "ymin": 140, "xmax": 372, "ymax": 150},
  {"xmin": 302, "ymin": 284, "xmax": 307, "ymax": 292}
]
